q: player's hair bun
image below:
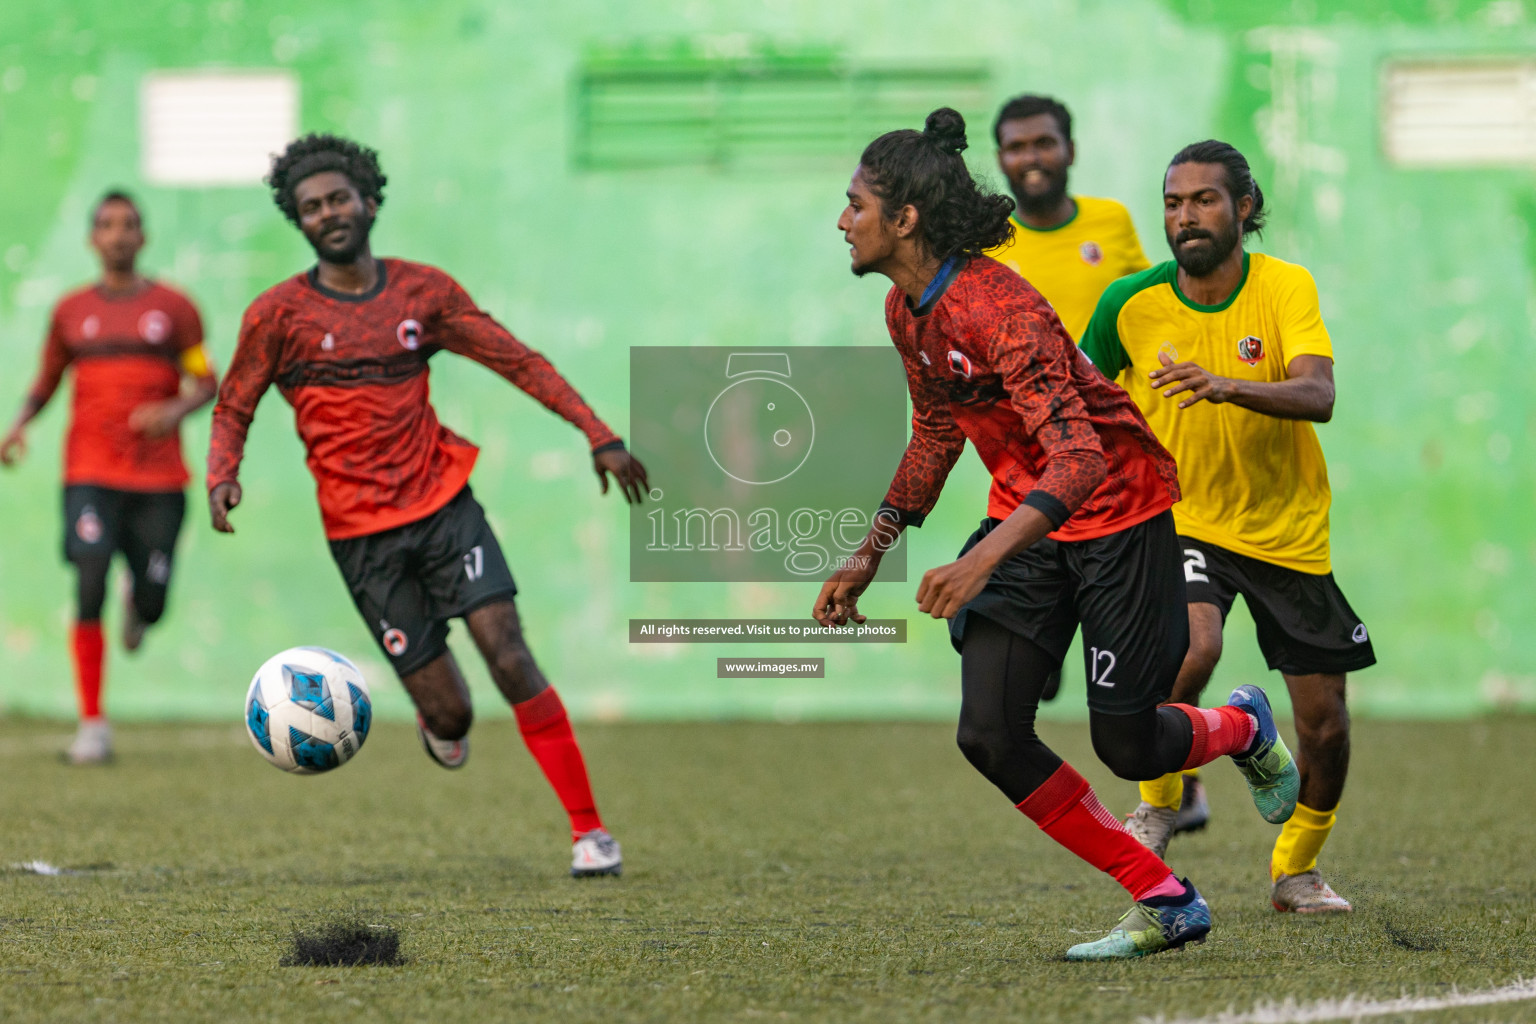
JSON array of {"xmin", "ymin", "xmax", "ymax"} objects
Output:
[{"xmin": 923, "ymin": 108, "xmax": 968, "ymax": 156}]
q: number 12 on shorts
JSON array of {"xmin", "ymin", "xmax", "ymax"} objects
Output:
[{"xmin": 1089, "ymin": 647, "xmax": 1117, "ymax": 688}]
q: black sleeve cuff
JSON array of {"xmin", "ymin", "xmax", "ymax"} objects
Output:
[
  {"xmin": 591, "ymin": 440, "xmax": 627, "ymax": 455},
  {"xmin": 1021, "ymin": 490, "xmax": 1071, "ymax": 530},
  {"xmin": 877, "ymin": 501, "xmax": 925, "ymax": 529}
]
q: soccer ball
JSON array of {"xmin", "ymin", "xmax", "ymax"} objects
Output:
[{"xmin": 244, "ymin": 647, "xmax": 372, "ymax": 774}]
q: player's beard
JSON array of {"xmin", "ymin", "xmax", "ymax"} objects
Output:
[
  {"xmin": 306, "ymin": 211, "xmax": 374, "ymax": 265},
  {"xmin": 1168, "ymin": 218, "xmax": 1240, "ymax": 278},
  {"xmin": 1010, "ymin": 167, "xmax": 1068, "ymax": 219}
]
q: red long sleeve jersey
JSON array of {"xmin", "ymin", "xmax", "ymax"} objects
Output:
[
  {"xmin": 883, "ymin": 257, "xmax": 1179, "ymax": 541},
  {"xmin": 28, "ymin": 281, "xmax": 206, "ymax": 491},
  {"xmin": 208, "ymin": 259, "xmax": 620, "ymax": 540}
]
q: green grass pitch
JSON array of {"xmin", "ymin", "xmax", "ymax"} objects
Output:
[{"xmin": 1, "ymin": 718, "xmax": 1533, "ymax": 1023}]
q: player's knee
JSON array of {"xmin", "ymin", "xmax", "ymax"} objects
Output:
[
  {"xmin": 956, "ymin": 721, "xmax": 1011, "ymax": 779},
  {"xmin": 1091, "ymin": 733, "xmax": 1159, "ymax": 781}
]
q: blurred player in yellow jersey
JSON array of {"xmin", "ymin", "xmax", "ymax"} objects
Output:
[
  {"xmin": 1080, "ymin": 141, "xmax": 1374, "ymax": 913},
  {"xmin": 986, "ymin": 94, "xmax": 1151, "ymax": 703},
  {"xmin": 987, "ymin": 94, "xmax": 1150, "ymax": 341}
]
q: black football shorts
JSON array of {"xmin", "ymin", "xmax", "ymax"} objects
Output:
[
  {"xmin": 63, "ymin": 484, "xmax": 185, "ymax": 582},
  {"xmin": 328, "ymin": 486, "xmax": 518, "ymax": 676},
  {"xmin": 1179, "ymin": 536, "xmax": 1376, "ymax": 676},
  {"xmin": 948, "ymin": 510, "xmax": 1189, "ymax": 715}
]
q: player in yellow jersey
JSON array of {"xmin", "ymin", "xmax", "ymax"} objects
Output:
[
  {"xmin": 1079, "ymin": 141, "xmax": 1375, "ymax": 913},
  {"xmin": 987, "ymin": 94, "xmax": 1150, "ymax": 341},
  {"xmin": 986, "ymin": 95, "xmax": 1152, "ymax": 704}
]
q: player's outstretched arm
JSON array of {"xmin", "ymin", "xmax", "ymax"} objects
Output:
[
  {"xmin": 593, "ymin": 445, "xmax": 649, "ymax": 504},
  {"xmin": 435, "ymin": 284, "xmax": 624, "ymax": 452},
  {"xmin": 1150, "ymin": 351, "xmax": 1334, "ymax": 420}
]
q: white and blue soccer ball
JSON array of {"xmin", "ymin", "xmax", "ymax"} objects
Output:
[{"xmin": 244, "ymin": 647, "xmax": 372, "ymax": 774}]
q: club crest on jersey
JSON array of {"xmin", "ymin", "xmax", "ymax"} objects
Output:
[
  {"xmin": 1237, "ymin": 335, "xmax": 1265, "ymax": 365},
  {"xmin": 1159, "ymin": 341, "xmax": 1180, "ymax": 363},
  {"xmin": 396, "ymin": 319, "xmax": 423, "ymax": 351},
  {"xmin": 81, "ymin": 315, "xmax": 101, "ymax": 339},
  {"xmin": 947, "ymin": 349, "xmax": 973, "ymax": 378},
  {"xmin": 382, "ymin": 627, "xmax": 409, "ymax": 656},
  {"xmin": 1079, "ymin": 241, "xmax": 1104, "ymax": 266},
  {"xmin": 321, "ymin": 333, "xmax": 335, "ymax": 351},
  {"xmin": 139, "ymin": 309, "xmax": 171, "ymax": 344},
  {"xmin": 76, "ymin": 507, "xmax": 103, "ymax": 544}
]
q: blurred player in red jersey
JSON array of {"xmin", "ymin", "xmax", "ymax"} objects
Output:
[
  {"xmin": 1, "ymin": 192, "xmax": 218, "ymax": 764},
  {"xmin": 812, "ymin": 110, "xmax": 1302, "ymax": 959},
  {"xmin": 207, "ymin": 135, "xmax": 644, "ymax": 877}
]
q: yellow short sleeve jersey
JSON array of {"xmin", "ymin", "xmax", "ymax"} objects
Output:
[
  {"xmin": 985, "ymin": 195, "xmax": 1150, "ymax": 340},
  {"xmin": 1079, "ymin": 252, "xmax": 1335, "ymax": 573}
]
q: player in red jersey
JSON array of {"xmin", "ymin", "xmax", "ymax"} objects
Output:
[
  {"xmin": 208, "ymin": 135, "xmax": 644, "ymax": 877},
  {"xmin": 2, "ymin": 191, "xmax": 217, "ymax": 764},
  {"xmin": 812, "ymin": 110, "xmax": 1302, "ymax": 959}
]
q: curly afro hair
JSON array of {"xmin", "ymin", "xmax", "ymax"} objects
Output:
[{"xmin": 266, "ymin": 133, "xmax": 387, "ymax": 225}]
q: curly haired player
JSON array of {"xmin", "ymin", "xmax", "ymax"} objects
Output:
[
  {"xmin": 2, "ymin": 191, "xmax": 217, "ymax": 764},
  {"xmin": 813, "ymin": 109, "xmax": 1301, "ymax": 959},
  {"xmin": 208, "ymin": 134, "xmax": 646, "ymax": 877}
]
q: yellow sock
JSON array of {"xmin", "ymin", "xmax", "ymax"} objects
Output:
[
  {"xmin": 1271, "ymin": 801, "xmax": 1337, "ymax": 880},
  {"xmin": 1140, "ymin": 772, "xmax": 1183, "ymax": 810}
]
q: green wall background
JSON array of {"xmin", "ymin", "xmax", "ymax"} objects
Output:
[{"xmin": 2, "ymin": 0, "xmax": 1533, "ymax": 722}]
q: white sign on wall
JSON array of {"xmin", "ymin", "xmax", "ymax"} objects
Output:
[
  {"xmin": 1383, "ymin": 62, "xmax": 1536, "ymax": 167},
  {"xmin": 140, "ymin": 71, "xmax": 299, "ymax": 186}
]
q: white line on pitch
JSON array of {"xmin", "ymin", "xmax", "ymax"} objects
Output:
[{"xmin": 1138, "ymin": 978, "xmax": 1536, "ymax": 1024}]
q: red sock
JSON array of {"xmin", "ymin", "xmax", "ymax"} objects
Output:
[
  {"xmin": 1167, "ymin": 704, "xmax": 1256, "ymax": 770},
  {"xmin": 1017, "ymin": 763, "xmax": 1175, "ymax": 900},
  {"xmin": 513, "ymin": 687, "xmax": 603, "ymax": 841},
  {"xmin": 72, "ymin": 621, "xmax": 104, "ymax": 721}
]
